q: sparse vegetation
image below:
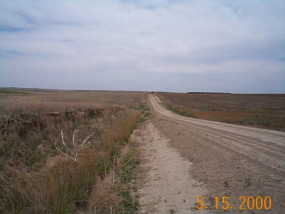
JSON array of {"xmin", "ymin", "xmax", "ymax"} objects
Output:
[
  {"xmin": 166, "ymin": 104, "xmax": 195, "ymax": 118},
  {"xmin": 133, "ymin": 104, "xmax": 151, "ymax": 123},
  {"xmin": 117, "ymin": 143, "xmax": 140, "ymax": 214}
]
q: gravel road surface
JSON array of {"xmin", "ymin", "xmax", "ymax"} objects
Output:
[{"xmin": 140, "ymin": 94, "xmax": 285, "ymax": 213}]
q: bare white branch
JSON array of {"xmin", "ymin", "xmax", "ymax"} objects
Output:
[
  {"xmin": 60, "ymin": 130, "xmax": 66, "ymax": 147},
  {"xmin": 81, "ymin": 134, "xmax": 94, "ymax": 147},
  {"xmin": 55, "ymin": 130, "xmax": 95, "ymax": 162},
  {"xmin": 72, "ymin": 129, "xmax": 79, "ymax": 146}
]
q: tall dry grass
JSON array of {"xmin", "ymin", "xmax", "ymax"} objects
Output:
[{"xmin": 0, "ymin": 105, "xmax": 140, "ymax": 214}]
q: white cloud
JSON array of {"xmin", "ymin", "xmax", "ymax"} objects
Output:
[{"xmin": 0, "ymin": 0, "xmax": 284, "ymax": 92}]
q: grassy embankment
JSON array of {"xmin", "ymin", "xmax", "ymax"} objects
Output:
[{"xmin": 0, "ymin": 89, "xmax": 149, "ymax": 214}]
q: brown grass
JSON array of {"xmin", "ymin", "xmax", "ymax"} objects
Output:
[
  {"xmin": 158, "ymin": 92, "xmax": 285, "ymax": 131},
  {"xmin": 0, "ymin": 89, "xmax": 144, "ymax": 214},
  {"xmin": 0, "ymin": 90, "xmax": 147, "ymax": 114}
]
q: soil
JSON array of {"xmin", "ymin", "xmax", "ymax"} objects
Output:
[
  {"xmin": 134, "ymin": 95, "xmax": 285, "ymax": 214},
  {"xmin": 132, "ymin": 122, "xmax": 209, "ymax": 214}
]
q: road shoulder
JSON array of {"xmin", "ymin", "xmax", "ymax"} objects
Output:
[{"xmin": 131, "ymin": 121, "xmax": 209, "ymax": 214}]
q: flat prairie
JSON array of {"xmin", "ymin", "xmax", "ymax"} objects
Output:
[
  {"xmin": 157, "ymin": 92, "xmax": 285, "ymax": 131},
  {"xmin": 0, "ymin": 88, "xmax": 147, "ymax": 113}
]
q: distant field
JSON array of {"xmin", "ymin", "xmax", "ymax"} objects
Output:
[
  {"xmin": 0, "ymin": 88, "xmax": 147, "ymax": 113},
  {"xmin": 157, "ymin": 92, "xmax": 285, "ymax": 131}
]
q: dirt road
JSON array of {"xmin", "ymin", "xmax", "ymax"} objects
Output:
[
  {"xmin": 136, "ymin": 95, "xmax": 285, "ymax": 213},
  {"xmin": 150, "ymin": 95, "xmax": 285, "ymax": 173}
]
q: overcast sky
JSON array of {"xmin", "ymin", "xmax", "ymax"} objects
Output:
[{"xmin": 0, "ymin": 0, "xmax": 284, "ymax": 92}]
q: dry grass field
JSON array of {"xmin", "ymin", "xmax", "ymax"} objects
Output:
[
  {"xmin": 157, "ymin": 92, "xmax": 285, "ymax": 131},
  {"xmin": 0, "ymin": 88, "xmax": 148, "ymax": 214},
  {"xmin": 0, "ymin": 88, "xmax": 147, "ymax": 113}
]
